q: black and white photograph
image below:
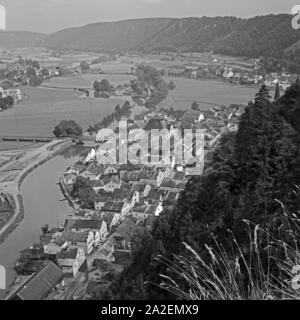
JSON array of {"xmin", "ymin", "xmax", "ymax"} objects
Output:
[{"xmin": 0, "ymin": 0, "xmax": 299, "ymax": 306}]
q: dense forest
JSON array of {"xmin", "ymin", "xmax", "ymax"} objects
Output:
[
  {"xmin": 94, "ymin": 80, "xmax": 300, "ymax": 300},
  {"xmin": 42, "ymin": 15, "xmax": 300, "ymax": 72}
]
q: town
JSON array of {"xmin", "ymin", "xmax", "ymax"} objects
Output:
[
  {"xmin": 1, "ymin": 47, "xmax": 287, "ymax": 299},
  {"xmin": 4, "ymin": 95, "xmax": 257, "ymax": 300}
]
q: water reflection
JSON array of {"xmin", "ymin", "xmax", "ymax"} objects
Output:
[{"xmin": 0, "ymin": 147, "xmax": 81, "ymax": 298}]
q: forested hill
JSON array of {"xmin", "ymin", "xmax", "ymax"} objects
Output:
[
  {"xmin": 3, "ymin": 15, "xmax": 300, "ymax": 70},
  {"xmin": 45, "ymin": 18, "xmax": 174, "ymax": 53},
  {"xmin": 44, "ymin": 14, "xmax": 300, "ymax": 60},
  {"xmin": 0, "ymin": 31, "xmax": 46, "ymax": 48},
  {"xmin": 100, "ymin": 82, "xmax": 300, "ymax": 300}
]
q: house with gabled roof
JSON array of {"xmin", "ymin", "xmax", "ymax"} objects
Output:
[
  {"xmin": 164, "ymin": 191, "xmax": 180, "ymax": 204},
  {"xmin": 43, "ymin": 237, "xmax": 68, "ymax": 256},
  {"xmin": 70, "ymin": 162, "xmax": 86, "ymax": 175},
  {"xmin": 144, "ymin": 118, "xmax": 164, "ymax": 132},
  {"xmin": 110, "ymin": 217, "xmax": 139, "ymax": 250},
  {"xmin": 91, "ymin": 175, "xmax": 121, "ymax": 193},
  {"xmin": 139, "ymin": 167, "xmax": 161, "ymax": 186},
  {"xmin": 102, "ymin": 175, "xmax": 121, "ymax": 192},
  {"xmin": 57, "ymin": 247, "xmax": 86, "ymax": 278},
  {"xmin": 90, "ymin": 180, "xmax": 105, "ymax": 193},
  {"xmin": 160, "ymin": 178, "xmax": 186, "ymax": 192},
  {"xmin": 64, "ymin": 219, "xmax": 108, "ymax": 244},
  {"xmin": 122, "ymin": 171, "xmax": 141, "ymax": 185},
  {"xmin": 96, "ymin": 238, "xmax": 115, "ymax": 262},
  {"xmin": 133, "ymin": 182, "xmax": 151, "ymax": 198},
  {"xmin": 130, "ymin": 203, "xmax": 163, "ymax": 223},
  {"xmin": 94, "ymin": 188, "xmax": 136, "ymax": 211},
  {"xmin": 103, "ymin": 164, "xmax": 119, "ymax": 176},
  {"xmin": 63, "ymin": 172, "xmax": 77, "ymax": 187},
  {"xmin": 118, "ymin": 163, "xmax": 143, "ymax": 178},
  {"xmin": 6, "ymin": 261, "xmax": 64, "ymax": 300},
  {"xmin": 62, "ymin": 230, "xmax": 94, "ymax": 255},
  {"xmin": 81, "ymin": 163, "xmax": 105, "ymax": 180},
  {"xmin": 101, "ymin": 212, "xmax": 122, "ymax": 231},
  {"xmin": 145, "ymin": 188, "xmax": 166, "ymax": 206},
  {"xmin": 94, "ymin": 192, "xmax": 108, "ymax": 211},
  {"xmin": 133, "ymin": 114, "xmax": 146, "ymax": 128},
  {"xmin": 100, "ymin": 199, "xmax": 132, "ymax": 220},
  {"xmin": 223, "ymin": 69, "xmax": 234, "ymax": 79}
]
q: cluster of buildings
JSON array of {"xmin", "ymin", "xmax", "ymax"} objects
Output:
[
  {"xmin": 264, "ymin": 72, "xmax": 297, "ymax": 90},
  {"xmin": 8, "ymin": 211, "xmax": 147, "ymax": 299},
  {"xmin": 6, "ymin": 104, "xmax": 246, "ymax": 300},
  {"xmin": 161, "ymin": 61, "xmax": 296, "ymax": 89},
  {"xmin": 0, "ymin": 86, "xmax": 22, "ymax": 103},
  {"xmin": 162, "ymin": 63, "xmax": 264, "ymax": 85},
  {"xmin": 199, "ymin": 103, "xmax": 245, "ymax": 136},
  {"xmin": 8, "ymin": 152, "xmax": 188, "ymax": 298},
  {"xmin": 0, "ymin": 60, "xmax": 61, "ymax": 91}
]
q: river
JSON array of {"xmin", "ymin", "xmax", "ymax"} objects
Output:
[
  {"xmin": 0, "ymin": 147, "xmax": 83, "ymax": 299},
  {"xmin": 0, "ymin": 81, "xmax": 123, "ymax": 299}
]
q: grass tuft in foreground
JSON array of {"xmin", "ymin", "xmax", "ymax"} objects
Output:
[{"xmin": 158, "ymin": 196, "xmax": 300, "ymax": 300}]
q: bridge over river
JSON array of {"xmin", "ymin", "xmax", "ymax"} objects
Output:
[
  {"xmin": 0, "ymin": 135, "xmax": 96, "ymax": 143},
  {"xmin": 0, "ymin": 135, "xmax": 54, "ymax": 143}
]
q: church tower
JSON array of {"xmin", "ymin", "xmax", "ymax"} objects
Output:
[{"xmin": 274, "ymin": 81, "xmax": 280, "ymax": 101}]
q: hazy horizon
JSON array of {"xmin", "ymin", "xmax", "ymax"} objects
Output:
[{"xmin": 0, "ymin": 0, "xmax": 297, "ymax": 34}]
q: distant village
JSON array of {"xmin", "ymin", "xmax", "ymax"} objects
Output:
[
  {"xmin": 0, "ymin": 58, "xmax": 61, "ymax": 112},
  {"xmin": 0, "ymin": 51, "xmax": 295, "ymax": 114},
  {"xmin": 160, "ymin": 58, "xmax": 297, "ymax": 90}
]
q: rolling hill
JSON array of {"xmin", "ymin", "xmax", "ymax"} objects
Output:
[
  {"xmin": 213, "ymin": 14, "xmax": 300, "ymax": 58},
  {"xmin": 0, "ymin": 31, "xmax": 45, "ymax": 48},
  {"xmin": 43, "ymin": 14, "xmax": 300, "ymax": 61},
  {"xmin": 2, "ymin": 14, "xmax": 300, "ymax": 71},
  {"xmin": 45, "ymin": 18, "xmax": 173, "ymax": 53}
]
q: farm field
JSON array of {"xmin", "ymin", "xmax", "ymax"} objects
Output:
[
  {"xmin": 160, "ymin": 77, "xmax": 273, "ymax": 110},
  {"xmin": 0, "ymin": 85, "xmax": 129, "ymax": 136},
  {"xmin": 46, "ymin": 73, "xmax": 135, "ymax": 88},
  {"xmin": 0, "ymin": 141, "xmax": 45, "ymax": 152}
]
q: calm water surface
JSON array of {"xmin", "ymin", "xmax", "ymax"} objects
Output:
[
  {"xmin": 0, "ymin": 82, "xmax": 119, "ymax": 298},
  {"xmin": 0, "ymin": 148, "xmax": 82, "ymax": 298}
]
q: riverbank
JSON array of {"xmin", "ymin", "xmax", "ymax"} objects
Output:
[
  {"xmin": 0, "ymin": 140, "xmax": 73, "ymax": 246},
  {"xmin": 0, "ymin": 195, "xmax": 24, "ymax": 247},
  {"xmin": 58, "ymin": 176, "xmax": 78, "ymax": 211}
]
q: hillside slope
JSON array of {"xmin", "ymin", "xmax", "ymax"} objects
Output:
[
  {"xmin": 137, "ymin": 16, "xmax": 242, "ymax": 52},
  {"xmin": 45, "ymin": 18, "xmax": 173, "ymax": 52},
  {"xmin": 214, "ymin": 14, "xmax": 300, "ymax": 58},
  {"xmin": 0, "ymin": 31, "xmax": 45, "ymax": 48},
  {"xmin": 44, "ymin": 14, "xmax": 300, "ymax": 61},
  {"xmin": 2, "ymin": 15, "xmax": 299, "ymax": 71}
]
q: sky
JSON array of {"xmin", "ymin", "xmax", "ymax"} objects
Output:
[{"xmin": 0, "ymin": 0, "xmax": 298, "ymax": 33}]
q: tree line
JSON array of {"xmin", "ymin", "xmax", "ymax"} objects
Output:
[
  {"xmin": 88, "ymin": 101, "xmax": 132, "ymax": 134},
  {"xmin": 0, "ymin": 95, "xmax": 14, "ymax": 111},
  {"xmin": 131, "ymin": 65, "xmax": 174, "ymax": 109}
]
